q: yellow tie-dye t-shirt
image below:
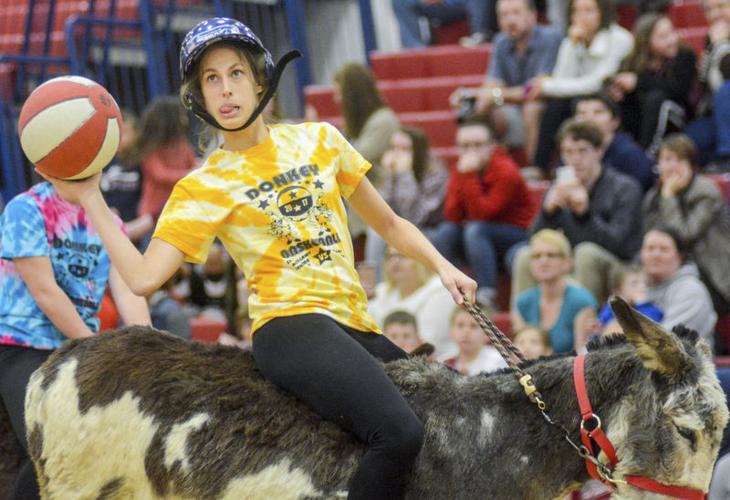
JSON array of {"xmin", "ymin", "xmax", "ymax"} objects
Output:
[{"xmin": 153, "ymin": 122, "xmax": 381, "ymax": 335}]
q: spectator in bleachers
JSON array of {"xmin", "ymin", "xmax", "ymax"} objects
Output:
[
  {"xmin": 606, "ymin": 14, "xmax": 696, "ymax": 155},
  {"xmin": 365, "ymin": 127, "xmax": 447, "ymax": 279},
  {"xmin": 685, "ymin": 0, "xmax": 730, "ymax": 168},
  {"xmin": 369, "ymin": 245, "xmax": 456, "ymax": 356},
  {"xmin": 511, "ymin": 120, "xmax": 643, "ymax": 304},
  {"xmin": 513, "ymin": 324, "xmax": 553, "ymax": 359},
  {"xmin": 574, "ymin": 93, "xmax": 656, "ymax": 190},
  {"xmin": 127, "ymin": 96, "xmax": 198, "ymax": 228},
  {"xmin": 333, "ymin": 63, "xmax": 400, "ymax": 243},
  {"xmin": 438, "ymin": 303, "xmax": 508, "ymax": 374},
  {"xmin": 530, "ymin": 0, "xmax": 634, "ymax": 173},
  {"xmin": 0, "ymin": 181, "xmax": 151, "ymax": 499},
  {"xmin": 149, "ymin": 269, "xmax": 193, "ymax": 340},
  {"xmin": 333, "ymin": 63, "xmax": 400, "ymax": 181},
  {"xmin": 643, "ymin": 134, "xmax": 730, "ymax": 319},
  {"xmin": 432, "ymin": 116, "xmax": 533, "ymax": 307},
  {"xmin": 511, "ymin": 229, "xmax": 598, "ymax": 353},
  {"xmin": 641, "ymin": 226, "xmax": 717, "ymax": 349},
  {"xmin": 383, "ymin": 310, "xmax": 425, "ymax": 353},
  {"xmin": 189, "ymin": 242, "xmax": 233, "ymax": 321},
  {"xmin": 391, "ymin": 0, "xmax": 493, "ymax": 48},
  {"xmin": 596, "ymin": 264, "xmax": 663, "ymax": 337},
  {"xmin": 100, "ymin": 109, "xmax": 154, "ymax": 248},
  {"xmin": 450, "ymin": 0, "xmax": 562, "ymax": 162}
]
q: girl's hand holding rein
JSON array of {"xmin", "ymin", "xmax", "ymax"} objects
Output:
[{"xmin": 436, "ymin": 261, "xmax": 477, "ymax": 306}]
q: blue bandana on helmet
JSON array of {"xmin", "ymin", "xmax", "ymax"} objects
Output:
[{"xmin": 179, "ymin": 17, "xmax": 300, "ymax": 132}]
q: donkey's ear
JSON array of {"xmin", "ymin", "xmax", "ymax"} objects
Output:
[{"xmin": 610, "ymin": 297, "xmax": 692, "ymax": 378}]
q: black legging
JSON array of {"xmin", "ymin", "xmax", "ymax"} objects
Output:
[
  {"xmin": 0, "ymin": 345, "xmax": 51, "ymax": 500},
  {"xmin": 253, "ymin": 314, "xmax": 424, "ymax": 500}
]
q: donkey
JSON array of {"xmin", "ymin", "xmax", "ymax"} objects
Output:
[{"xmin": 23, "ymin": 298, "xmax": 729, "ymax": 499}]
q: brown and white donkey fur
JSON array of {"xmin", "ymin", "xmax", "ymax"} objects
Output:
[{"xmin": 13, "ymin": 297, "xmax": 730, "ymax": 499}]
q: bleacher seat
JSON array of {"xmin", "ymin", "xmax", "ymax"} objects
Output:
[
  {"xmin": 669, "ymin": 0, "xmax": 707, "ymax": 28},
  {"xmin": 370, "ymin": 45, "xmax": 490, "ymax": 80},
  {"xmin": 191, "ymin": 317, "xmax": 226, "ymax": 344},
  {"xmin": 678, "ymin": 26, "xmax": 708, "ymax": 57}
]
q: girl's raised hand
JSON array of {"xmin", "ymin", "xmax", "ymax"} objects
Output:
[{"xmin": 35, "ymin": 169, "xmax": 102, "ymax": 206}]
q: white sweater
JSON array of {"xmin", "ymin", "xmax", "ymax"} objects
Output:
[
  {"xmin": 369, "ymin": 275, "xmax": 456, "ymax": 356},
  {"xmin": 542, "ymin": 23, "xmax": 634, "ymax": 98}
]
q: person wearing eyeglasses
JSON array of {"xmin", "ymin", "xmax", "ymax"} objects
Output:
[
  {"xmin": 510, "ymin": 119, "xmax": 643, "ymax": 305},
  {"xmin": 511, "ymin": 229, "xmax": 598, "ymax": 354},
  {"xmin": 431, "ymin": 115, "xmax": 533, "ymax": 308}
]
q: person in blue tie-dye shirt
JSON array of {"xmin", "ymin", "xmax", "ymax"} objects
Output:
[{"xmin": 0, "ymin": 181, "xmax": 150, "ymax": 500}]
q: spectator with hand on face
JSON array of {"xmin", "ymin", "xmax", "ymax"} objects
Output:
[
  {"xmin": 643, "ymin": 134, "xmax": 730, "ymax": 317},
  {"xmin": 432, "ymin": 115, "xmax": 533, "ymax": 309},
  {"xmin": 605, "ymin": 14, "xmax": 696, "ymax": 155},
  {"xmin": 511, "ymin": 119, "xmax": 643, "ymax": 305},
  {"xmin": 450, "ymin": 0, "xmax": 562, "ymax": 161},
  {"xmin": 529, "ymin": 0, "xmax": 633, "ymax": 173}
]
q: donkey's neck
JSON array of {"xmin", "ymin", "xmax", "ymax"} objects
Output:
[{"xmin": 390, "ymin": 347, "xmax": 641, "ymax": 499}]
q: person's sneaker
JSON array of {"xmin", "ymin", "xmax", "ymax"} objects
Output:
[{"xmin": 459, "ymin": 32, "xmax": 488, "ymax": 47}]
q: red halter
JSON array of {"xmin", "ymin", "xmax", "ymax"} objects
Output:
[{"xmin": 572, "ymin": 354, "xmax": 706, "ymax": 500}]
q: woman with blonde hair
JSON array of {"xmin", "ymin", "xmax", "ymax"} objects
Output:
[
  {"xmin": 511, "ymin": 229, "xmax": 598, "ymax": 353},
  {"xmin": 369, "ymin": 245, "xmax": 456, "ymax": 356}
]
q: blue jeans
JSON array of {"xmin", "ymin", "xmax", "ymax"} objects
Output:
[
  {"xmin": 432, "ymin": 220, "xmax": 527, "ymax": 290},
  {"xmin": 391, "ymin": 0, "xmax": 489, "ymax": 48},
  {"xmin": 686, "ymin": 82, "xmax": 730, "ymax": 165}
]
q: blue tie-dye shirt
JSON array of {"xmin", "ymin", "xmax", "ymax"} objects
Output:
[{"xmin": 0, "ymin": 182, "xmax": 120, "ymax": 349}]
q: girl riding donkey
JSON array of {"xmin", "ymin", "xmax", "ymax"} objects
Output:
[{"xmin": 39, "ymin": 17, "xmax": 476, "ymax": 499}]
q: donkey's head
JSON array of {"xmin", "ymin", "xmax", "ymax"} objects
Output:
[{"xmin": 605, "ymin": 297, "xmax": 728, "ymax": 498}]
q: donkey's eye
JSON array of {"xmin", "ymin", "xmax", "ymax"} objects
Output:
[{"xmin": 676, "ymin": 427, "xmax": 697, "ymax": 446}]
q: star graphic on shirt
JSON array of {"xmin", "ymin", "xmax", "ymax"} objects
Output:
[
  {"xmin": 314, "ymin": 249, "xmax": 332, "ymax": 265},
  {"xmin": 258, "ymin": 199, "xmax": 269, "ymax": 209},
  {"xmin": 313, "ymin": 180, "xmax": 324, "ymax": 190}
]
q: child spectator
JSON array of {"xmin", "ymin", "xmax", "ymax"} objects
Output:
[
  {"xmin": 439, "ymin": 304, "xmax": 508, "ymax": 374},
  {"xmin": 189, "ymin": 242, "xmax": 232, "ymax": 320},
  {"xmin": 149, "ymin": 269, "xmax": 193, "ymax": 340},
  {"xmin": 0, "ymin": 181, "xmax": 150, "ymax": 497},
  {"xmin": 383, "ymin": 310, "xmax": 424, "ymax": 353},
  {"xmin": 369, "ymin": 246, "xmax": 456, "ymax": 356},
  {"xmin": 597, "ymin": 264, "xmax": 663, "ymax": 337},
  {"xmin": 99, "ymin": 109, "xmax": 154, "ymax": 247},
  {"xmin": 127, "ymin": 96, "xmax": 198, "ymax": 224},
  {"xmin": 512, "ymin": 325, "xmax": 552, "ymax": 359}
]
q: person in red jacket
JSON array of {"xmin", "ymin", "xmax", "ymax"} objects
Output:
[{"xmin": 432, "ymin": 116, "xmax": 533, "ymax": 306}]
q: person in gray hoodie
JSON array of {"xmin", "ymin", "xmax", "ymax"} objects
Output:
[
  {"xmin": 643, "ymin": 134, "xmax": 730, "ymax": 317},
  {"xmin": 641, "ymin": 227, "xmax": 717, "ymax": 349}
]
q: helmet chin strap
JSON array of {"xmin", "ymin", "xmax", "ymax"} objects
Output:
[{"xmin": 192, "ymin": 50, "xmax": 302, "ymax": 132}]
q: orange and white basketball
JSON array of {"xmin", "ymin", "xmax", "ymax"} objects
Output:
[{"xmin": 18, "ymin": 75, "xmax": 122, "ymax": 180}]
